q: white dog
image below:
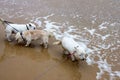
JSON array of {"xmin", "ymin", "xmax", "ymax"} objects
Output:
[
  {"xmin": 15, "ymin": 30, "xmax": 53, "ymax": 48},
  {"xmin": 0, "ymin": 18, "xmax": 36, "ymax": 41},
  {"xmin": 53, "ymin": 37, "xmax": 87, "ymax": 61}
]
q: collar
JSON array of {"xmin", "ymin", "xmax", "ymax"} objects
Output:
[
  {"xmin": 26, "ymin": 25, "xmax": 29, "ymax": 30},
  {"xmin": 20, "ymin": 32, "xmax": 26, "ymax": 41}
]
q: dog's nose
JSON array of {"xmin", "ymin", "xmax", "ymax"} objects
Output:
[{"xmin": 81, "ymin": 58, "xmax": 86, "ymax": 61}]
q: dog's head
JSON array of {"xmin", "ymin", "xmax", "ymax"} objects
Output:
[
  {"xmin": 26, "ymin": 23, "xmax": 36, "ymax": 30},
  {"xmin": 15, "ymin": 32, "xmax": 23, "ymax": 43},
  {"xmin": 74, "ymin": 46, "xmax": 87, "ymax": 61}
]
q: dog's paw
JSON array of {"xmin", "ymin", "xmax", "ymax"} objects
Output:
[
  {"xmin": 7, "ymin": 37, "xmax": 11, "ymax": 41},
  {"xmin": 25, "ymin": 44, "xmax": 29, "ymax": 47},
  {"xmin": 44, "ymin": 45, "xmax": 48, "ymax": 48},
  {"xmin": 72, "ymin": 59, "xmax": 78, "ymax": 62},
  {"xmin": 71, "ymin": 59, "xmax": 76, "ymax": 62},
  {"xmin": 8, "ymin": 39, "xmax": 12, "ymax": 42}
]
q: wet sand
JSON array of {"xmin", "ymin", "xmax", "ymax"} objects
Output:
[
  {"xmin": 0, "ymin": 32, "xmax": 97, "ymax": 80},
  {"xmin": 0, "ymin": 0, "xmax": 120, "ymax": 80}
]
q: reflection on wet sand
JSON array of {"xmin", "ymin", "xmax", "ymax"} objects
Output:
[
  {"xmin": 0, "ymin": 39, "xmax": 85, "ymax": 80},
  {"xmin": 0, "ymin": 40, "xmax": 50, "ymax": 61}
]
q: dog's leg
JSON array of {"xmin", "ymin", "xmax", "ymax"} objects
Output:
[
  {"xmin": 39, "ymin": 39, "xmax": 43, "ymax": 45},
  {"xmin": 43, "ymin": 36, "xmax": 48, "ymax": 48},
  {"xmin": 64, "ymin": 50, "xmax": 69, "ymax": 55},
  {"xmin": 40, "ymin": 42, "xmax": 43, "ymax": 45},
  {"xmin": 6, "ymin": 32, "xmax": 12, "ymax": 41},
  {"xmin": 71, "ymin": 55, "xmax": 75, "ymax": 61},
  {"xmin": 44, "ymin": 42, "xmax": 48, "ymax": 48},
  {"xmin": 25, "ymin": 40, "xmax": 31, "ymax": 46},
  {"xmin": 63, "ymin": 50, "xmax": 71, "ymax": 60}
]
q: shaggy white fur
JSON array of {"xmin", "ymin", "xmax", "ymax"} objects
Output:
[{"xmin": 54, "ymin": 37, "xmax": 87, "ymax": 61}]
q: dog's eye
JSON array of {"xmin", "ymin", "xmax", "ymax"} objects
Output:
[
  {"xmin": 77, "ymin": 46, "xmax": 79, "ymax": 48},
  {"xmin": 79, "ymin": 54, "xmax": 83, "ymax": 57},
  {"xmin": 29, "ymin": 24, "xmax": 32, "ymax": 26}
]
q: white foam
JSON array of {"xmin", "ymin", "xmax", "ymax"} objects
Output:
[
  {"xmin": 34, "ymin": 16, "xmax": 120, "ymax": 80},
  {"xmin": 110, "ymin": 23, "xmax": 116, "ymax": 26},
  {"xmin": 44, "ymin": 21, "xmax": 60, "ymax": 30},
  {"xmin": 92, "ymin": 20, "xmax": 95, "ymax": 24},
  {"xmin": 98, "ymin": 22, "xmax": 109, "ymax": 30},
  {"xmin": 95, "ymin": 33, "xmax": 110, "ymax": 41},
  {"xmin": 101, "ymin": 34, "xmax": 110, "ymax": 40},
  {"xmin": 114, "ymin": 71, "xmax": 120, "ymax": 77},
  {"xmin": 86, "ymin": 54, "xmax": 95, "ymax": 65},
  {"xmin": 43, "ymin": 14, "xmax": 54, "ymax": 20},
  {"xmin": 97, "ymin": 44, "xmax": 111, "ymax": 49},
  {"xmin": 84, "ymin": 28, "xmax": 96, "ymax": 35}
]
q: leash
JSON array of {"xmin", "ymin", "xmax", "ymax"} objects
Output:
[
  {"xmin": 68, "ymin": 51, "xmax": 76, "ymax": 57},
  {"xmin": 0, "ymin": 19, "xmax": 29, "ymax": 32},
  {"xmin": 20, "ymin": 32, "xmax": 26, "ymax": 42},
  {"xmin": 26, "ymin": 25, "xmax": 29, "ymax": 30},
  {"xmin": 3, "ymin": 20, "xmax": 19, "ymax": 32}
]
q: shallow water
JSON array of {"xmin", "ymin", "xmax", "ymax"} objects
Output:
[{"xmin": 0, "ymin": 0, "xmax": 120, "ymax": 80}]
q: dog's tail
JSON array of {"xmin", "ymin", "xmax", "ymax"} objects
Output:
[
  {"xmin": 0, "ymin": 18, "xmax": 4, "ymax": 24},
  {"xmin": 0, "ymin": 18, "xmax": 13, "ymax": 25},
  {"xmin": 45, "ymin": 29, "xmax": 56, "ymax": 38},
  {"xmin": 48, "ymin": 32, "xmax": 54, "ymax": 38},
  {"xmin": 53, "ymin": 40, "xmax": 61, "ymax": 45}
]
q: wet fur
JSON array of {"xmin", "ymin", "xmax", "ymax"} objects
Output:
[
  {"xmin": 53, "ymin": 37, "xmax": 87, "ymax": 61},
  {"xmin": 15, "ymin": 30, "xmax": 51, "ymax": 48}
]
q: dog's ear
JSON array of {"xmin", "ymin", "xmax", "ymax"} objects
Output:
[
  {"xmin": 74, "ymin": 46, "xmax": 79, "ymax": 50},
  {"xmin": 74, "ymin": 47, "xmax": 77, "ymax": 50}
]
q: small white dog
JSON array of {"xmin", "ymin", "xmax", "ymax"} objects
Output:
[
  {"xmin": 0, "ymin": 18, "xmax": 36, "ymax": 41},
  {"xmin": 53, "ymin": 37, "xmax": 87, "ymax": 61},
  {"xmin": 15, "ymin": 30, "xmax": 53, "ymax": 48}
]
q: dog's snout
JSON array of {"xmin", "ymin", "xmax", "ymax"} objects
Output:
[{"xmin": 81, "ymin": 58, "xmax": 86, "ymax": 61}]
